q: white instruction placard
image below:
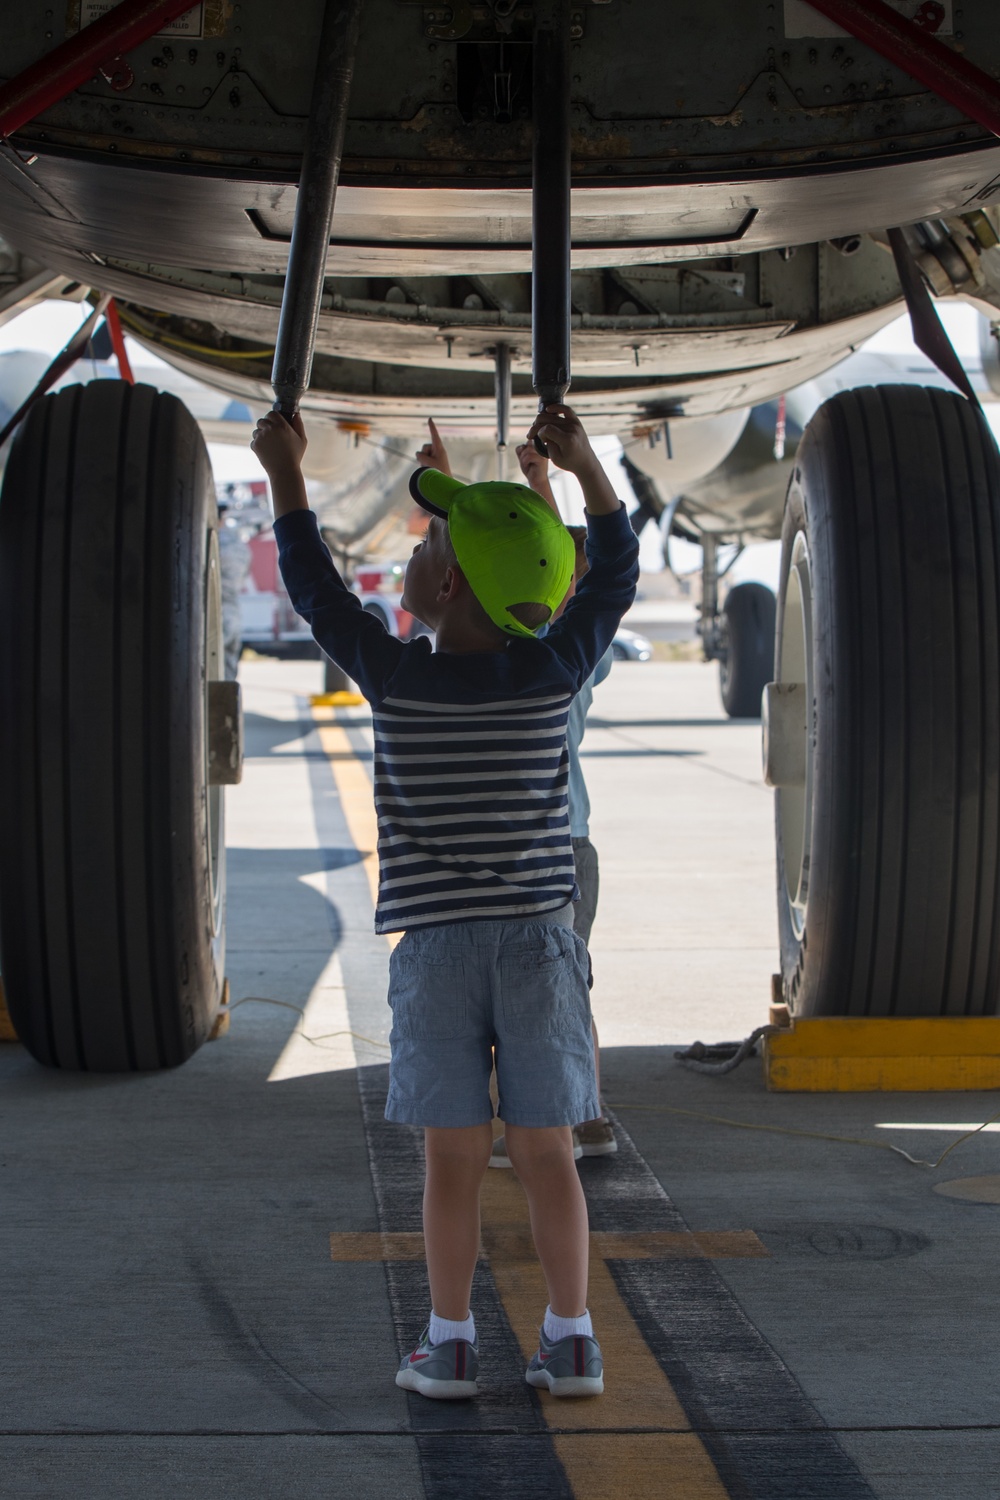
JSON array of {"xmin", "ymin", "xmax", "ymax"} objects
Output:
[
  {"xmin": 784, "ymin": 0, "xmax": 952, "ymax": 39},
  {"xmin": 77, "ymin": 1, "xmax": 206, "ymax": 39}
]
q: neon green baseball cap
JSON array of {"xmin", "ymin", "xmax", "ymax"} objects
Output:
[{"xmin": 409, "ymin": 467, "xmax": 575, "ymax": 639}]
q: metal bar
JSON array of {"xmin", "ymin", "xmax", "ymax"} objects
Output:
[
  {"xmin": 699, "ymin": 534, "xmax": 719, "ymax": 663},
  {"xmin": 0, "ymin": 294, "xmax": 110, "ymax": 448},
  {"xmin": 887, "ymin": 225, "xmax": 981, "ymax": 409},
  {"xmin": 494, "ymin": 342, "xmax": 512, "ymax": 479},
  {"xmin": 531, "ymin": 0, "xmax": 572, "ymax": 454},
  {"xmin": 246, "ymin": 206, "xmax": 759, "ymax": 254},
  {"xmin": 271, "ymin": 0, "xmax": 363, "ymax": 417},
  {"xmin": 802, "ymin": 0, "xmax": 1000, "ymax": 140},
  {"xmin": 0, "ymin": 0, "xmax": 201, "ymax": 140},
  {"xmin": 104, "ymin": 299, "xmax": 135, "ymax": 384}
]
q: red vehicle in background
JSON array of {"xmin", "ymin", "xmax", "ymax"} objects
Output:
[{"xmin": 233, "ymin": 484, "xmax": 417, "ymax": 653}]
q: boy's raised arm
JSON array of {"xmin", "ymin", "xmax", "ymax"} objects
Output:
[
  {"xmin": 250, "ymin": 410, "xmax": 404, "ymax": 702},
  {"xmin": 251, "ymin": 410, "xmax": 310, "ymax": 517},
  {"xmin": 524, "ymin": 404, "xmax": 639, "ymax": 683},
  {"xmin": 515, "ymin": 440, "xmax": 560, "ymax": 516},
  {"xmin": 414, "ymin": 416, "xmax": 452, "ymax": 477},
  {"xmin": 524, "ymin": 405, "xmax": 621, "ymax": 516}
]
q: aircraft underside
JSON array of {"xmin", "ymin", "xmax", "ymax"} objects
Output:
[{"xmin": 1, "ymin": 0, "xmax": 1000, "ymax": 1070}]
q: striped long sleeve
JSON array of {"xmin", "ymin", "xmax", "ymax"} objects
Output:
[{"xmin": 276, "ymin": 504, "xmax": 639, "ymax": 933}]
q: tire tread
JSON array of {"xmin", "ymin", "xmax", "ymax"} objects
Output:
[
  {"xmin": 778, "ymin": 385, "xmax": 1000, "ymax": 1017},
  {"xmin": 0, "ymin": 382, "xmax": 222, "ymax": 1069}
]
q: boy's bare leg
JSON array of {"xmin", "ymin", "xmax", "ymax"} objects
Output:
[
  {"xmin": 504, "ymin": 1124, "xmax": 590, "ymax": 1317},
  {"xmin": 423, "ymin": 1123, "xmax": 493, "ymax": 1321}
]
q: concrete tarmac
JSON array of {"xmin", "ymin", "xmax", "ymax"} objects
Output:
[{"xmin": 2, "ymin": 657, "xmax": 999, "ymax": 1499}]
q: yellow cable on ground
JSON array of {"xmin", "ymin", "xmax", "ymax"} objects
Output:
[
  {"xmin": 606, "ymin": 1100, "xmax": 1000, "ymax": 1171},
  {"xmin": 227, "ymin": 995, "xmax": 390, "ymax": 1054}
]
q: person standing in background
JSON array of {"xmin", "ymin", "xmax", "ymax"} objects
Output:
[{"xmin": 414, "ymin": 421, "xmax": 618, "ymax": 1162}]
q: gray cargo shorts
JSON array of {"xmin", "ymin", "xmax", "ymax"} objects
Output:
[{"xmin": 384, "ymin": 905, "xmax": 598, "ymax": 1129}]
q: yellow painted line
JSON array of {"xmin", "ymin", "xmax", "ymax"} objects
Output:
[
  {"xmin": 479, "ymin": 1169, "xmax": 687, "ymax": 1432},
  {"xmin": 549, "ymin": 1434, "xmax": 730, "ymax": 1500},
  {"xmin": 330, "ymin": 1227, "xmax": 769, "ymax": 1263},
  {"xmin": 592, "ymin": 1229, "xmax": 767, "ymax": 1260},
  {"xmin": 310, "ymin": 691, "xmax": 365, "ymax": 707},
  {"xmin": 316, "ymin": 705, "xmax": 731, "ymax": 1496},
  {"xmin": 313, "ymin": 712, "xmax": 379, "ymax": 904},
  {"xmin": 765, "ymin": 1016, "xmax": 1000, "ymax": 1091},
  {"xmin": 489, "ymin": 1247, "xmax": 689, "ymax": 1432},
  {"xmin": 331, "ymin": 1231, "xmax": 427, "ymax": 1261},
  {"xmin": 480, "ymin": 1171, "xmax": 729, "ymax": 1497},
  {"xmin": 313, "ymin": 710, "xmax": 401, "ymax": 950}
]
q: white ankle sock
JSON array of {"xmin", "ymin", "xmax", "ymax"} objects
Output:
[
  {"xmin": 429, "ymin": 1310, "xmax": 476, "ymax": 1346},
  {"xmin": 543, "ymin": 1306, "xmax": 593, "ymax": 1342}
]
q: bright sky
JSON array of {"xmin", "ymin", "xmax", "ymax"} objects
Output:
[
  {"xmin": 0, "ymin": 298, "xmax": 265, "ymax": 485},
  {"xmin": 867, "ymin": 297, "xmax": 980, "ymax": 355},
  {"xmin": 2, "ymin": 295, "xmax": 992, "ymax": 582}
]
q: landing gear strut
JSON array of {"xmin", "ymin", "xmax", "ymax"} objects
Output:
[
  {"xmin": 271, "ymin": 0, "xmax": 363, "ymax": 417},
  {"xmin": 276, "ymin": 0, "xmax": 362, "ymax": 700},
  {"xmin": 531, "ymin": 0, "xmax": 571, "ymax": 455},
  {"xmin": 698, "ymin": 537, "xmax": 775, "ymax": 719}
]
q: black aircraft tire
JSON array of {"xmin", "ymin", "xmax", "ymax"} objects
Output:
[
  {"xmin": 773, "ymin": 385, "xmax": 1000, "ymax": 1018},
  {"xmin": 0, "ymin": 381, "xmax": 226, "ymax": 1069},
  {"xmin": 719, "ymin": 581, "xmax": 776, "ymax": 718}
]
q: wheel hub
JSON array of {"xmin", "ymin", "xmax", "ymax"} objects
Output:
[{"xmin": 772, "ymin": 529, "xmax": 814, "ymax": 939}]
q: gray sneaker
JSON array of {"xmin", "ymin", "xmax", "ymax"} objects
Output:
[
  {"xmin": 488, "ymin": 1133, "xmax": 583, "ymax": 1169},
  {"xmin": 395, "ymin": 1326, "xmax": 479, "ymax": 1399},
  {"xmin": 525, "ymin": 1329, "xmax": 604, "ymax": 1397},
  {"xmin": 574, "ymin": 1117, "xmax": 618, "ymax": 1157}
]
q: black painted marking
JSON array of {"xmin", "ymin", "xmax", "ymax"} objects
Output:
[
  {"xmin": 593, "ymin": 1114, "xmax": 877, "ymax": 1499},
  {"xmin": 356, "ymin": 1066, "xmax": 573, "ymax": 1497},
  {"xmin": 319, "ymin": 709, "xmax": 878, "ymax": 1499},
  {"xmin": 580, "ymin": 1114, "xmax": 688, "ymax": 1234},
  {"xmin": 417, "ymin": 1434, "xmax": 574, "ymax": 1500}
]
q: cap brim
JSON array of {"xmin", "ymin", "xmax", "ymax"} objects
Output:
[{"xmin": 409, "ymin": 467, "xmax": 465, "ymax": 518}]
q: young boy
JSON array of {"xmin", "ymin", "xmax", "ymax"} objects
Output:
[
  {"xmin": 414, "ymin": 422, "xmax": 617, "ymax": 1163},
  {"xmin": 251, "ymin": 403, "xmax": 639, "ymax": 1400}
]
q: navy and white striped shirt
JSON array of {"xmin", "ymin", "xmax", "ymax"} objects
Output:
[{"xmin": 275, "ymin": 504, "xmax": 639, "ymax": 933}]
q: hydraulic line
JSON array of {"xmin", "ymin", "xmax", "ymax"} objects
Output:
[{"xmin": 104, "ymin": 299, "xmax": 134, "ymax": 385}]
